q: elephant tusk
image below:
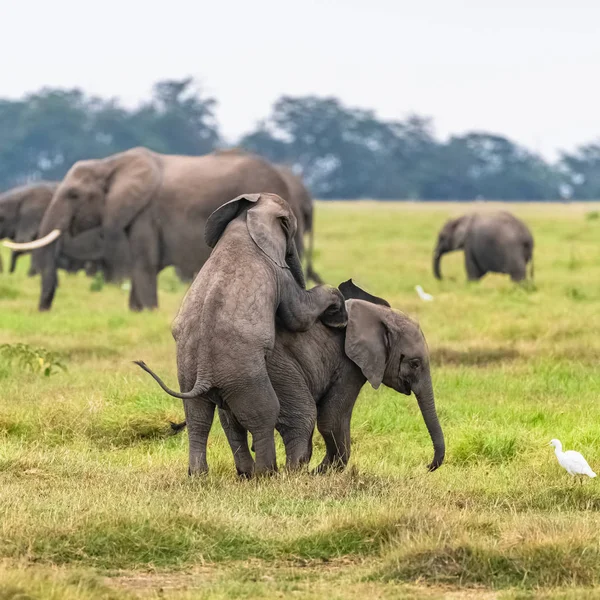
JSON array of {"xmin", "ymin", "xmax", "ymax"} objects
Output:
[{"xmin": 3, "ymin": 229, "xmax": 62, "ymax": 250}]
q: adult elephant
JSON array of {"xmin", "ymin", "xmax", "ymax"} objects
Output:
[
  {"xmin": 275, "ymin": 166, "xmax": 323, "ymax": 284},
  {"xmin": 433, "ymin": 211, "xmax": 534, "ymax": 282},
  {"xmin": 0, "ymin": 181, "xmax": 95, "ymax": 275},
  {"xmin": 7, "ymin": 147, "xmax": 293, "ymax": 311}
]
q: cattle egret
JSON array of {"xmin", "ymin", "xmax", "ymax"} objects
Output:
[
  {"xmin": 550, "ymin": 439, "xmax": 596, "ymax": 479},
  {"xmin": 415, "ymin": 285, "xmax": 434, "ymax": 302}
]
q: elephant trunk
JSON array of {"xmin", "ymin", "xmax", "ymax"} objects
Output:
[
  {"xmin": 414, "ymin": 371, "xmax": 445, "ymax": 471},
  {"xmin": 34, "ymin": 244, "xmax": 60, "ymax": 311},
  {"xmin": 286, "ymin": 237, "xmax": 306, "ymax": 289},
  {"xmin": 433, "ymin": 248, "xmax": 444, "ymax": 280}
]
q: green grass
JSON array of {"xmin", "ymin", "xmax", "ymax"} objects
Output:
[{"xmin": 1, "ymin": 201, "xmax": 600, "ymax": 598}]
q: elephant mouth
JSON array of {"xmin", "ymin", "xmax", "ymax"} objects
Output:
[{"xmin": 397, "ymin": 378, "xmax": 411, "ymax": 396}]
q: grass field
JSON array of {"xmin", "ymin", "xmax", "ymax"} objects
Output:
[{"xmin": 1, "ymin": 201, "xmax": 600, "ymax": 599}]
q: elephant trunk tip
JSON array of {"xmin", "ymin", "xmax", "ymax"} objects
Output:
[
  {"xmin": 433, "ymin": 251, "xmax": 443, "ymax": 280},
  {"xmin": 427, "ymin": 447, "xmax": 445, "ymax": 471}
]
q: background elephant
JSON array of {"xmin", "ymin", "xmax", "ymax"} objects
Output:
[
  {"xmin": 275, "ymin": 166, "xmax": 322, "ymax": 284},
  {"xmin": 169, "ymin": 280, "xmax": 444, "ymax": 474},
  {"xmin": 0, "ymin": 181, "xmax": 57, "ymax": 274},
  {"xmin": 433, "ymin": 211, "xmax": 534, "ymax": 282},
  {"xmin": 7, "ymin": 147, "xmax": 300, "ymax": 311},
  {"xmin": 136, "ymin": 193, "xmax": 347, "ymax": 477},
  {"xmin": 0, "ymin": 182, "xmax": 101, "ymax": 277}
]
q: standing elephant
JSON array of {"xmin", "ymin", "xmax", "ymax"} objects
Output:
[
  {"xmin": 0, "ymin": 182, "xmax": 58, "ymax": 274},
  {"xmin": 6, "ymin": 147, "xmax": 297, "ymax": 311},
  {"xmin": 136, "ymin": 193, "xmax": 347, "ymax": 477},
  {"xmin": 433, "ymin": 211, "xmax": 534, "ymax": 282},
  {"xmin": 275, "ymin": 166, "xmax": 323, "ymax": 284},
  {"xmin": 156, "ymin": 280, "xmax": 444, "ymax": 474},
  {"xmin": 0, "ymin": 182, "xmax": 103, "ymax": 277}
]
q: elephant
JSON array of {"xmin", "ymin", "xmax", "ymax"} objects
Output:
[
  {"xmin": 275, "ymin": 166, "xmax": 323, "ymax": 284},
  {"xmin": 0, "ymin": 181, "xmax": 57, "ymax": 274},
  {"xmin": 135, "ymin": 192, "xmax": 348, "ymax": 477},
  {"xmin": 433, "ymin": 211, "xmax": 534, "ymax": 282},
  {"xmin": 6, "ymin": 147, "xmax": 305, "ymax": 311},
  {"xmin": 211, "ymin": 149, "xmax": 323, "ymax": 284},
  {"xmin": 0, "ymin": 182, "xmax": 102, "ymax": 277},
  {"xmin": 147, "ymin": 280, "xmax": 445, "ymax": 475}
]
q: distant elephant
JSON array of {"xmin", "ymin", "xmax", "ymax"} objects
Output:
[
  {"xmin": 0, "ymin": 181, "xmax": 95, "ymax": 276},
  {"xmin": 7, "ymin": 147, "xmax": 299, "ymax": 311},
  {"xmin": 160, "ymin": 280, "xmax": 444, "ymax": 474},
  {"xmin": 275, "ymin": 166, "xmax": 323, "ymax": 284},
  {"xmin": 135, "ymin": 193, "xmax": 347, "ymax": 477},
  {"xmin": 433, "ymin": 211, "xmax": 534, "ymax": 282},
  {"xmin": 211, "ymin": 149, "xmax": 323, "ymax": 284}
]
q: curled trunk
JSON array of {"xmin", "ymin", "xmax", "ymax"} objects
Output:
[
  {"xmin": 433, "ymin": 250, "xmax": 443, "ymax": 280},
  {"xmin": 415, "ymin": 371, "xmax": 445, "ymax": 471}
]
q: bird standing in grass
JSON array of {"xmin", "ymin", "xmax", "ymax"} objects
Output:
[
  {"xmin": 550, "ymin": 439, "xmax": 596, "ymax": 480},
  {"xmin": 415, "ymin": 285, "xmax": 434, "ymax": 302}
]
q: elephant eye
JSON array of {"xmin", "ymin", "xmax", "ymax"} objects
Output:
[
  {"xmin": 409, "ymin": 359, "xmax": 421, "ymax": 370},
  {"xmin": 67, "ymin": 189, "xmax": 78, "ymax": 200}
]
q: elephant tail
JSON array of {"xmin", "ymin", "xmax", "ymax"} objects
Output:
[{"xmin": 133, "ymin": 361, "xmax": 210, "ymax": 399}]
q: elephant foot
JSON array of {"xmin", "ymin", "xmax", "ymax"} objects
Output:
[
  {"xmin": 312, "ymin": 457, "xmax": 347, "ymax": 475},
  {"xmin": 188, "ymin": 464, "xmax": 209, "ymax": 477}
]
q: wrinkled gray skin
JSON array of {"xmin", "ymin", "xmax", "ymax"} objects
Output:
[
  {"xmin": 0, "ymin": 181, "xmax": 97, "ymax": 275},
  {"xmin": 275, "ymin": 166, "xmax": 323, "ymax": 284},
  {"xmin": 433, "ymin": 211, "xmax": 534, "ymax": 282},
  {"xmin": 136, "ymin": 193, "xmax": 348, "ymax": 477},
  {"xmin": 19, "ymin": 147, "xmax": 297, "ymax": 311},
  {"xmin": 160, "ymin": 280, "xmax": 445, "ymax": 474}
]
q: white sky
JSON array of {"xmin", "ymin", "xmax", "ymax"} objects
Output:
[{"xmin": 2, "ymin": 0, "xmax": 599, "ymax": 160}]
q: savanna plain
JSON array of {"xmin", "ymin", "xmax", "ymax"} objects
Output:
[{"xmin": 1, "ymin": 202, "xmax": 600, "ymax": 599}]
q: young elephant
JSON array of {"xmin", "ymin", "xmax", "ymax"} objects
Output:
[
  {"xmin": 136, "ymin": 193, "xmax": 347, "ymax": 477},
  {"xmin": 433, "ymin": 211, "xmax": 534, "ymax": 282},
  {"xmin": 168, "ymin": 280, "xmax": 445, "ymax": 474}
]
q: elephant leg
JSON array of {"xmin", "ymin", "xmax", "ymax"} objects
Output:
[
  {"xmin": 183, "ymin": 397, "xmax": 215, "ymax": 476},
  {"xmin": 217, "ymin": 408, "xmax": 255, "ymax": 478},
  {"xmin": 274, "ymin": 382, "xmax": 316, "ymax": 471},
  {"xmin": 464, "ymin": 251, "xmax": 484, "ymax": 281},
  {"xmin": 128, "ymin": 218, "xmax": 159, "ymax": 311},
  {"xmin": 314, "ymin": 389, "xmax": 355, "ymax": 473},
  {"xmin": 223, "ymin": 374, "xmax": 280, "ymax": 476},
  {"xmin": 278, "ymin": 275, "xmax": 347, "ymax": 332},
  {"xmin": 9, "ymin": 251, "xmax": 20, "ymax": 274}
]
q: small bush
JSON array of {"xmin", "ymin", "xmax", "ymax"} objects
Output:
[
  {"xmin": 0, "ymin": 343, "xmax": 66, "ymax": 376},
  {"xmin": 585, "ymin": 210, "xmax": 599, "ymax": 221}
]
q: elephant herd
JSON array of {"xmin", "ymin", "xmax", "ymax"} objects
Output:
[
  {"xmin": 0, "ymin": 145, "xmax": 536, "ymax": 476},
  {"xmin": 1, "ymin": 148, "xmax": 322, "ymax": 311}
]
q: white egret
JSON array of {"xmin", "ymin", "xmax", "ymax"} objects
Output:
[{"xmin": 550, "ymin": 439, "xmax": 596, "ymax": 479}]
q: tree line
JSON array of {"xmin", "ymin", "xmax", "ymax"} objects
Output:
[{"xmin": 1, "ymin": 77, "xmax": 598, "ymax": 200}]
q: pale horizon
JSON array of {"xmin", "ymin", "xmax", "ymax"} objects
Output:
[{"xmin": 3, "ymin": 0, "xmax": 599, "ymax": 160}]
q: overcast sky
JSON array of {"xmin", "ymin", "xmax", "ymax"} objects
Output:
[{"xmin": 2, "ymin": 0, "xmax": 598, "ymax": 159}]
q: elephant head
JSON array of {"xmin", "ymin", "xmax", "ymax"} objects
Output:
[
  {"xmin": 433, "ymin": 215, "xmax": 473, "ymax": 279},
  {"xmin": 205, "ymin": 192, "xmax": 306, "ymax": 288},
  {"xmin": 342, "ymin": 292, "xmax": 445, "ymax": 471},
  {"xmin": 4, "ymin": 148, "xmax": 162, "ymax": 310},
  {"xmin": 0, "ymin": 182, "xmax": 58, "ymax": 274}
]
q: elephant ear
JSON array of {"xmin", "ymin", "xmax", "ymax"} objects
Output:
[
  {"xmin": 344, "ymin": 299, "xmax": 389, "ymax": 389},
  {"xmin": 102, "ymin": 149, "xmax": 162, "ymax": 280},
  {"xmin": 205, "ymin": 194, "xmax": 261, "ymax": 248},
  {"xmin": 246, "ymin": 194, "xmax": 305, "ymax": 288},
  {"xmin": 338, "ymin": 279, "xmax": 390, "ymax": 307}
]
